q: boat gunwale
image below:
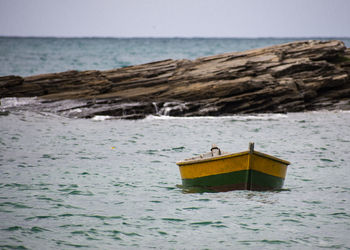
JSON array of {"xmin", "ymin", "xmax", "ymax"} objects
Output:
[
  {"xmin": 176, "ymin": 151, "xmax": 249, "ymax": 166},
  {"xmin": 253, "ymin": 151, "xmax": 291, "ymax": 165},
  {"xmin": 176, "ymin": 150, "xmax": 290, "ymax": 166}
]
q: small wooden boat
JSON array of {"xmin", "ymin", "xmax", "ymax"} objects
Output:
[{"xmin": 176, "ymin": 143, "xmax": 290, "ymax": 192}]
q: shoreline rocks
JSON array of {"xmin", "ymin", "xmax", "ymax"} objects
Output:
[{"xmin": 1, "ymin": 40, "xmax": 350, "ymax": 119}]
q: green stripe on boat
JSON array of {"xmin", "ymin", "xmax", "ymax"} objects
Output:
[{"xmin": 182, "ymin": 170, "xmax": 284, "ymax": 191}]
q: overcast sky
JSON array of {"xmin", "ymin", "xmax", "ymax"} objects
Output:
[{"xmin": 0, "ymin": 0, "xmax": 349, "ymax": 38}]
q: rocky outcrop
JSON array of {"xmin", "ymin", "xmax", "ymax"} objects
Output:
[{"xmin": 1, "ymin": 40, "xmax": 350, "ymax": 119}]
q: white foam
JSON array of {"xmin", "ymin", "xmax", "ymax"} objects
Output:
[
  {"xmin": 146, "ymin": 113, "xmax": 288, "ymax": 121},
  {"xmin": 229, "ymin": 113, "xmax": 288, "ymax": 121},
  {"xmin": 71, "ymin": 108, "xmax": 82, "ymax": 113},
  {"xmin": 156, "ymin": 102, "xmax": 189, "ymax": 116},
  {"xmin": 91, "ymin": 115, "xmax": 112, "ymax": 121},
  {"xmin": 0, "ymin": 97, "xmax": 39, "ymax": 108}
]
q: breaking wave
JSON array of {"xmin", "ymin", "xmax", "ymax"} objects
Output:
[
  {"xmin": 0, "ymin": 97, "xmax": 40, "ymax": 108},
  {"xmin": 146, "ymin": 113, "xmax": 288, "ymax": 121}
]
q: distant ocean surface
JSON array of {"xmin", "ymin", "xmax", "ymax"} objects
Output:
[
  {"xmin": 1, "ymin": 37, "xmax": 350, "ymax": 249},
  {"xmin": 1, "ymin": 37, "xmax": 350, "ymax": 77}
]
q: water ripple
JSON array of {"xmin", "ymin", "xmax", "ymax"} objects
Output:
[{"xmin": 1, "ymin": 110, "xmax": 350, "ymax": 249}]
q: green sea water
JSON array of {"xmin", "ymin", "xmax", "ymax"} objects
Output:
[
  {"xmin": 0, "ymin": 111, "xmax": 349, "ymax": 249},
  {"xmin": 1, "ymin": 37, "xmax": 350, "ymax": 77},
  {"xmin": 1, "ymin": 37, "xmax": 350, "ymax": 249}
]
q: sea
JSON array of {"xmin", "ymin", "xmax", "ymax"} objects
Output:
[{"xmin": 1, "ymin": 37, "xmax": 350, "ymax": 249}]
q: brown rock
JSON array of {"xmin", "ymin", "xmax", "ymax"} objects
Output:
[{"xmin": 1, "ymin": 40, "xmax": 350, "ymax": 118}]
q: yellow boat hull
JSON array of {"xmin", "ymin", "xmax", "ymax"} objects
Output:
[{"xmin": 177, "ymin": 146, "xmax": 290, "ymax": 191}]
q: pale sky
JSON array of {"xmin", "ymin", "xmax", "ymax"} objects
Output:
[{"xmin": 0, "ymin": 0, "xmax": 349, "ymax": 38}]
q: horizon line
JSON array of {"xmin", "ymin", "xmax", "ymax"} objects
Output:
[{"xmin": 1, "ymin": 35, "xmax": 350, "ymax": 40}]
